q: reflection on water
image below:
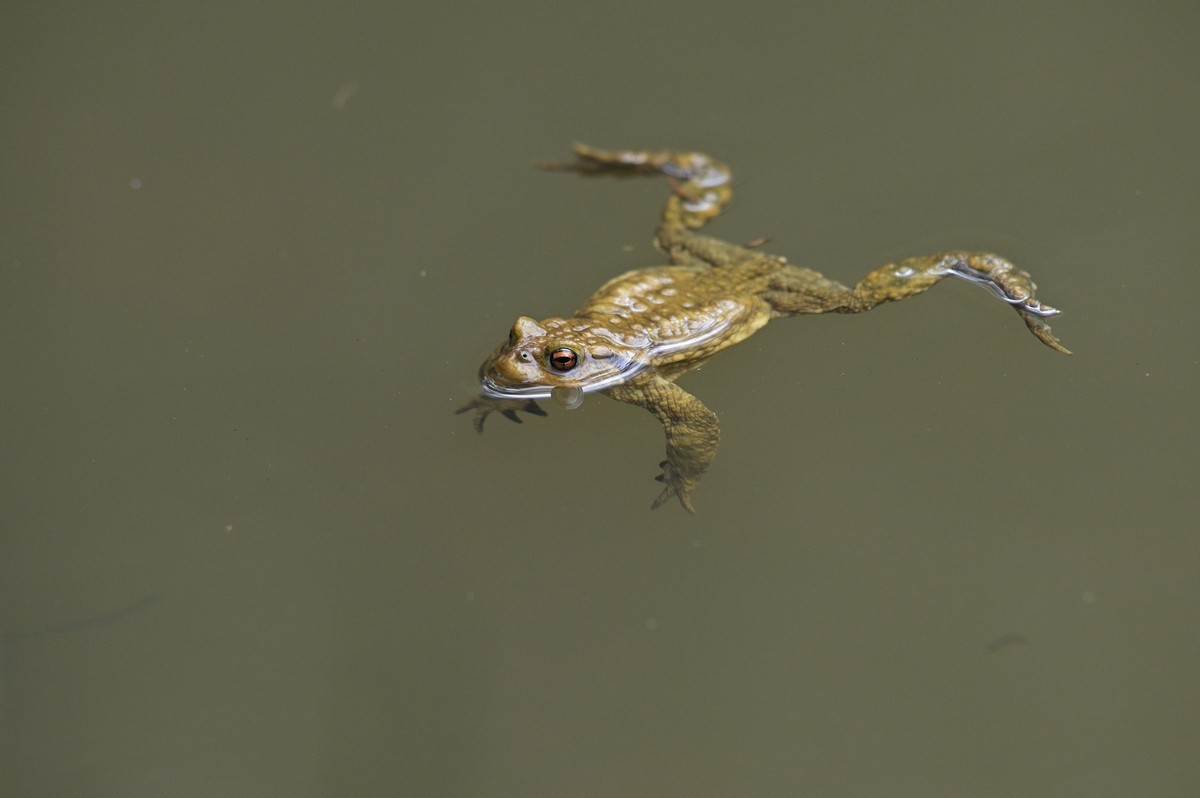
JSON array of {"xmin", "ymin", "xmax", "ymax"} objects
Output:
[
  {"xmin": 984, "ymin": 632, "xmax": 1029, "ymax": 654},
  {"xmin": 3, "ymin": 595, "xmax": 160, "ymax": 645}
]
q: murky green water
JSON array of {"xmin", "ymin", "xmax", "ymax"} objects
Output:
[{"xmin": 3, "ymin": 3, "xmax": 1197, "ymax": 796}]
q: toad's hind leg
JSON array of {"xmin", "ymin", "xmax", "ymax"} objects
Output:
[
  {"xmin": 541, "ymin": 143, "xmax": 753, "ymax": 266},
  {"xmin": 541, "ymin": 143, "xmax": 733, "ymax": 229},
  {"xmin": 762, "ymin": 251, "xmax": 1071, "ymax": 354}
]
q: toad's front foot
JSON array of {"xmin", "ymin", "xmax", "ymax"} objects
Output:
[
  {"xmin": 607, "ymin": 377, "xmax": 720, "ymax": 514},
  {"xmin": 455, "ymin": 395, "xmax": 546, "ymax": 433},
  {"xmin": 652, "ymin": 459, "xmax": 700, "ymax": 514}
]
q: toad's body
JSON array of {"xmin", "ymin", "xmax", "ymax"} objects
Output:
[{"xmin": 460, "ymin": 144, "xmax": 1070, "ymax": 512}]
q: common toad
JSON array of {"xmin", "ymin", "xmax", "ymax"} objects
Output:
[{"xmin": 459, "ymin": 144, "xmax": 1070, "ymax": 512}]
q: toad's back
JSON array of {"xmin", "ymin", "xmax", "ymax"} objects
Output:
[{"xmin": 576, "ymin": 260, "xmax": 776, "ymax": 370}]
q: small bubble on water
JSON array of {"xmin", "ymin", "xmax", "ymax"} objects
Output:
[
  {"xmin": 551, "ymin": 385, "xmax": 584, "ymax": 410},
  {"xmin": 130, "ymin": 178, "xmax": 142, "ymax": 189}
]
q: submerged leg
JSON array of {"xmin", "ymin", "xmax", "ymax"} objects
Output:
[
  {"xmin": 762, "ymin": 251, "xmax": 1071, "ymax": 354},
  {"xmin": 605, "ymin": 376, "xmax": 720, "ymax": 513}
]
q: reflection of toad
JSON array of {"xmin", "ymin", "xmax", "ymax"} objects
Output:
[{"xmin": 460, "ymin": 144, "xmax": 1070, "ymax": 512}]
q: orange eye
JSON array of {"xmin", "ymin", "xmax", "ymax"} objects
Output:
[{"xmin": 548, "ymin": 347, "xmax": 578, "ymax": 372}]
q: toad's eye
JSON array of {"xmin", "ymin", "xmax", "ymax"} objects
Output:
[{"xmin": 547, "ymin": 347, "xmax": 578, "ymax": 372}]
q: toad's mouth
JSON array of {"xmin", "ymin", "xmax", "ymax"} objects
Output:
[
  {"xmin": 479, "ymin": 376, "xmax": 553, "ymax": 400},
  {"xmin": 478, "ymin": 357, "xmax": 648, "ymax": 400}
]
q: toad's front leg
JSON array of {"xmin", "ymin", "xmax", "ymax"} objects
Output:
[
  {"xmin": 606, "ymin": 376, "xmax": 720, "ymax": 513},
  {"xmin": 455, "ymin": 394, "xmax": 547, "ymax": 433}
]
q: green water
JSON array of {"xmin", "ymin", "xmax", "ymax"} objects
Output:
[{"xmin": 2, "ymin": 2, "xmax": 1197, "ymax": 795}]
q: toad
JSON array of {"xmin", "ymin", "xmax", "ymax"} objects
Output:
[{"xmin": 458, "ymin": 144, "xmax": 1070, "ymax": 512}]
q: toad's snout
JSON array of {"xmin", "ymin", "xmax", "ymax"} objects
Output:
[{"xmin": 480, "ymin": 348, "xmax": 544, "ymax": 391}]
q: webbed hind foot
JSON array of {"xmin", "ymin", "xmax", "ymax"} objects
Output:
[
  {"xmin": 929, "ymin": 254, "xmax": 1071, "ymax": 354},
  {"xmin": 540, "ymin": 142, "xmax": 732, "ymax": 230},
  {"xmin": 763, "ymin": 251, "xmax": 1071, "ymax": 354}
]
